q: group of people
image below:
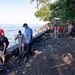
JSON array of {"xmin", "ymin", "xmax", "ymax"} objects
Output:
[
  {"xmin": 0, "ymin": 21, "xmax": 74, "ymax": 64},
  {"xmin": 53, "ymin": 22, "xmax": 73, "ymax": 38},
  {"xmin": 15, "ymin": 23, "xmax": 33, "ymax": 60},
  {"xmin": 54, "ymin": 25, "xmax": 64, "ymax": 38},
  {"xmin": 0, "ymin": 23, "xmax": 33, "ymax": 64}
]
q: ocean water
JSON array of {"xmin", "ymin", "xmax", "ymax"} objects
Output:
[{"xmin": 0, "ymin": 24, "xmax": 43, "ymax": 48}]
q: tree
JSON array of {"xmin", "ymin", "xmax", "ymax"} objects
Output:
[
  {"xmin": 50, "ymin": 0, "xmax": 75, "ymax": 23},
  {"xmin": 31, "ymin": 0, "xmax": 75, "ymax": 23},
  {"xmin": 34, "ymin": 3, "xmax": 51, "ymax": 21},
  {"xmin": 31, "ymin": 0, "xmax": 50, "ymax": 8}
]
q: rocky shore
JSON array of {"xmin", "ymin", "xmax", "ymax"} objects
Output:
[{"xmin": 1, "ymin": 30, "xmax": 75, "ymax": 75}]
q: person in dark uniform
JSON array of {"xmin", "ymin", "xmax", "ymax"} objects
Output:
[{"xmin": 0, "ymin": 35, "xmax": 9, "ymax": 64}]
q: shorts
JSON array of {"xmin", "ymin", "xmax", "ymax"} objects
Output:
[{"xmin": 0, "ymin": 51, "xmax": 2, "ymax": 57}]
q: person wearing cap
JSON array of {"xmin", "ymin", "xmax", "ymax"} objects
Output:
[
  {"xmin": 0, "ymin": 28, "xmax": 4, "ymax": 36},
  {"xmin": 22, "ymin": 23, "xmax": 33, "ymax": 60}
]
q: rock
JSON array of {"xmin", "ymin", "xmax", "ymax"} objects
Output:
[
  {"xmin": 66, "ymin": 44, "xmax": 70, "ymax": 47},
  {"xmin": 7, "ymin": 70, "xmax": 10, "ymax": 72},
  {"xmin": 25, "ymin": 63, "xmax": 31, "ymax": 68},
  {"xmin": 43, "ymin": 56, "xmax": 46, "ymax": 60},
  {"xmin": 23, "ymin": 71, "xmax": 25, "ymax": 74},
  {"xmin": 29, "ymin": 59, "xmax": 33, "ymax": 63},
  {"xmin": 15, "ymin": 70, "xmax": 19, "ymax": 73}
]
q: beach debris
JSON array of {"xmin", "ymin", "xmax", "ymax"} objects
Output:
[
  {"xmin": 34, "ymin": 50, "xmax": 42, "ymax": 54},
  {"xmin": 22, "ymin": 71, "xmax": 25, "ymax": 74},
  {"xmin": 51, "ymin": 53, "xmax": 73, "ymax": 69},
  {"xmin": 43, "ymin": 56, "xmax": 46, "ymax": 60},
  {"xmin": 62, "ymin": 53, "xmax": 73, "ymax": 63},
  {"xmin": 25, "ymin": 63, "xmax": 31, "ymax": 68},
  {"xmin": 29, "ymin": 58, "xmax": 34, "ymax": 63},
  {"xmin": 66, "ymin": 44, "xmax": 70, "ymax": 47},
  {"xmin": 7, "ymin": 69, "xmax": 10, "ymax": 72}
]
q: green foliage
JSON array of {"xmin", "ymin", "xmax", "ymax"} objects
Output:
[
  {"xmin": 50, "ymin": 0, "xmax": 75, "ymax": 23},
  {"xmin": 31, "ymin": 0, "xmax": 50, "ymax": 8},
  {"xmin": 31, "ymin": 0, "xmax": 75, "ymax": 23},
  {"xmin": 34, "ymin": 3, "xmax": 51, "ymax": 21}
]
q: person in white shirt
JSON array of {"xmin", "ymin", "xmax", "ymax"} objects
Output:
[{"xmin": 15, "ymin": 30, "xmax": 24, "ymax": 54}]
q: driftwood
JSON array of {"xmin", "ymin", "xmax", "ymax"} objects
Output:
[{"xmin": 51, "ymin": 53, "xmax": 73, "ymax": 69}]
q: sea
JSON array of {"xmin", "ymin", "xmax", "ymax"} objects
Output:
[{"xmin": 0, "ymin": 24, "xmax": 44, "ymax": 48}]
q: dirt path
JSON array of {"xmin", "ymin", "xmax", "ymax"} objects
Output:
[{"xmin": 0, "ymin": 32, "xmax": 75, "ymax": 75}]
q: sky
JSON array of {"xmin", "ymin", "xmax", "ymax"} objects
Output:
[{"xmin": 0, "ymin": 0, "xmax": 56, "ymax": 24}]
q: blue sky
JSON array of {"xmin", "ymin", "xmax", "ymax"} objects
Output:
[{"xmin": 0, "ymin": 0, "xmax": 56, "ymax": 24}]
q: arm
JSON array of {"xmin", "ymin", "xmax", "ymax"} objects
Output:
[
  {"xmin": 27, "ymin": 29, "xmax": 32, "ymax": 44},
  {"xmin": 15, "ymin": 35, "xmax": 18, "ymax": 40},
  {"xmin": 2, "ymin": 42, "xmax": 6, "ymax": 55},
  {"xmin": 22, "ymin": 34, "xmax": 25, "ymax": 43},
  {"xmin": 28, "ymin": 34, "xmax": 32, "ymax": 44}
]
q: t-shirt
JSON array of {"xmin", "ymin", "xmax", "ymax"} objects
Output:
[
  {"xmin": 61, "ymin": 26, "xmax": 64, "ymax": 30},
  {"xmin": 24, "ymin": 27, "xmax": 33, "ymax": 43},
  {"xmin": 57, "ymin": 26, "xmax": 61, "ymax": 31},
  {"xmin": 16, "ymin": 34, "xmax": 24, "ymax": 44},
  {"xmin": 0, "ymin": 36, "xmax": 9, "ymax": 48},
  {"xmin": 0, "ymin": 29, "xmax": 4, "ymax": 36},
  {"xmin": 0, "ymin": 41, "xmax": 4, "ymax": 51}
]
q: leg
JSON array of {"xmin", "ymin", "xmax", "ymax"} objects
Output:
[
  {"xmin": 18, "ymin": 44, "xmax": 22, "ymax": 54},
  {"xmin": 25, "ymin": 44, "xmax": 30, "ymax": 59},
  {"xmin": 22, "ymin": 44, "xmax": 24, "ymax": 52},
  {"xmin": 1, "ymin": 55, "xmax": 5, "ymax": 64},
  {"xmin": 26, "ymin": 43, "xmax": 32, "ymax": 59}
]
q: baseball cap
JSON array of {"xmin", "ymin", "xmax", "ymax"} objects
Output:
[{"xmin": 22, "ymin": 23, "xmax": 28, "ymax": 27}]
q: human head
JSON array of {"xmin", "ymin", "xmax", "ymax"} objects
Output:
[
  {"xmin": 22, "ymin": 23, "xmax": 28, "ymax": 29},
  {"xmin": 18, "ymin": 30, "xmax": 21, "ymax": 34}
]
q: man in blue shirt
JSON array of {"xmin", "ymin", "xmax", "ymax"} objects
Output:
[{"xmin": 23, "ymin": 23, "xmax": 33, "ymax": 60}]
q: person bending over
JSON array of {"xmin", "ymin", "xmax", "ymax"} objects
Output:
[{"xmin": 0, "ymin": 35, "xmax": 9, "ymax": 64}]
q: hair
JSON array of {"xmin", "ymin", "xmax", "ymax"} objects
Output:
[
  {"xmin": 23, "ymin": 23, "xmax": 28, "ymax": 27},
  {"xmin": 18, "ymin": 30, "xmax": 22, "ymax": 35}
]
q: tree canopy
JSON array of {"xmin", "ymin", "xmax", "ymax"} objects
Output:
[
  {"xmin": 31, "ymin": 0, "xmax": 75, "ymax": 23},
  {"xmin": 34, "ymin": 3, "xmax": 51, "ymax": 21},
  {"xmin": 50, "ymin": 0, "xmax": 75, "ymax": 23}
]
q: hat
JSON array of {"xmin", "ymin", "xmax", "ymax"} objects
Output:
[{"xmin": 22, "ymin": 23, "xmax": 28, "ymax": 27}]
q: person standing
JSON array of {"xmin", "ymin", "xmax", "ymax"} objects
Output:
[
  {"xmin": 57, "ymin": 25, "xmax": 61, "ymax": 38},
  {"xmin": 68, "ymin": 23, "xmax": 73, "ymax": 36},
  {"xmin": 22, "ymin": 23, "xmax": 33, "ymax": 60},
  {"xmin": 61, "ymin": 25, "xmax": 64, "ymax": 37},
  {"xmin": 15, "ymin": 30, "xmax": 24, "ymax": 55},
  {"xmin": 0, "ymin": 35, "xmax": 9, "ymax": 64}
]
